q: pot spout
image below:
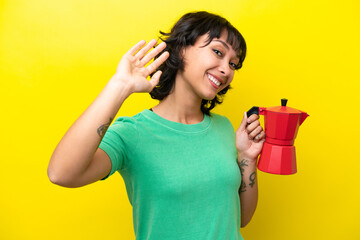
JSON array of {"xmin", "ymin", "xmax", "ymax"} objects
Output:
[{"xmin": 299, "ymin": 112, "xmax": 309, "ymax": 126}]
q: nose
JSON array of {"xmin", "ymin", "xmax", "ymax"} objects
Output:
[{"xmin": 218, "ymin": 60, "xmax": 231, "ymax": 76}]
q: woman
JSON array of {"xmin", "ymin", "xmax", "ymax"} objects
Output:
[{"xmin": 48, "ymin": 11, "xmax": 265, "ymax": 240}]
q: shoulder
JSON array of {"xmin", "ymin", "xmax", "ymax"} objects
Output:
[
  {"xmin": 110, "ymin": 110, "xmax": 147, "ymax": 127},
  {"xmin": 106, "ymin": 112, "xmax": 146, "ymax": 138},
  {"xmin": 210, "ymin": 112, "xmax": 233, "ymax": 127},
  {"xmin": 209, "ymin": 112, "xmax": 235, "ymax": 133},
  {"xmin": 110, "ymin": 116, "xmax": 136, "ymax": 131},
  {"xmin": 209, "ymin": 112, "xmax": 236, "ymax": 139},
  {"xmin": 109, "ymin": 110, "xmax": 157, "ymax": 134}
]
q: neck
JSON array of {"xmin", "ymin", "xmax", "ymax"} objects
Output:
[{"xmin": 152, "ymin": 77, "xmax": 204, "ymax": 124}]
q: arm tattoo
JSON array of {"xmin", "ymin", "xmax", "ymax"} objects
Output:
[
  {"xmin": 240, "ymin": 181, "xmax": 246, "ymax": 193},
  {"xmin": 239, "ymin": 159, "xmax": 248, "ymax": 177},
  {"xmin": 239, "ymin": 159, "xmax": 249, "ymax": 192},
  {"xmin": 249, "ymin": 171, "xmax": 256, "ymax": 187},
  {"xmin": 97, "ymin": 117, "xmax": 113, "ymax": 138}
]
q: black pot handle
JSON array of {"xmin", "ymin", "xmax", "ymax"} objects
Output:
[{"xmin": 247, "ymin": 106, "xmax": 259, "ymax": 118}]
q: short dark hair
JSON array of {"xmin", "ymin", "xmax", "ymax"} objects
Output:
[{"xmin": 150, "ymin": 11, "xmax": 247, "ymax": 115}]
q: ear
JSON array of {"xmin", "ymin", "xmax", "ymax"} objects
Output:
[
  {"xmin": 180, "ymin": 46, "xmax": 186, "ymax": 58},
  {"xmin": 178, "ymin": 46, "xmax": 187, "ymax": 68}
]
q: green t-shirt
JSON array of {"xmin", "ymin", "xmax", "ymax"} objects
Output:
[{"xmin": 99, "ymin": 109, "xmax": 243, "ymax": 240}]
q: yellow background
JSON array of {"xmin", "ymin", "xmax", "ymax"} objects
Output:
[{"xmin": 1, "ymin": 0, "xmax": 359, "ymax": 239}]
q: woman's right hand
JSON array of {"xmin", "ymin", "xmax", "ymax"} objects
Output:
[{"xmin": 112, "ymin": 39, "xmax": 169, "ymax": 93}]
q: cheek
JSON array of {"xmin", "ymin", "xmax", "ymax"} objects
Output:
[
  {"xmin": 183, "ymin": 55, "xmax": 203, "ymax": 72},
  {"xmin": 226, "ymin": 74, "xmax": 235, "ymax": 85}
]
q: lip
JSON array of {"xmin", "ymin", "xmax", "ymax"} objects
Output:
[
  {"xmin": 207, "ymin": 72, "xmax": 225, "ymax": 89},
  {"xmin": 207, "ymin": 73, "xmax": 224, "ymax": 84}
]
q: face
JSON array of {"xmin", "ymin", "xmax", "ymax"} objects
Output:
[{"xmin": 176, "ymin": 30, "xmax": 240, "ymax": 101}]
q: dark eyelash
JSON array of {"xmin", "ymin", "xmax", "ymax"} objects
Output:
[
  {"xmin": 213, "ymin": 49, "xmax": 222, "ymax": 56},
  {"xmin": 213, "ymin": 49, "xmax": 238, "ymax": 70}
]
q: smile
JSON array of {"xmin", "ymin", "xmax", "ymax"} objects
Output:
[{"xmin": 207, "ymin": 73, "xmax": 221, "ymax": 87}]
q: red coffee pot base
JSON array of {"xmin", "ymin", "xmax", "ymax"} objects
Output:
[{"xmin": 257, "ymin": 142, "xmax": 297, "ymax": 175}]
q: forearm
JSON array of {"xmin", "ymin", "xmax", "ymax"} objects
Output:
[
  {"xmin": 48, "ymin": 76, "xmax": 133, "ymax": 181},
  {"xmin": 238, "ymin": 156, "xmax": 258, "ymax": 228}
]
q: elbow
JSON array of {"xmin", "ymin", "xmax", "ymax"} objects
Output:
[
  {"xmin": 240, "ymin": 215, "xmax": 253, "ymax": 228},
  {"xmin": 47, "ymin": 155, "xmax": 63, "ymax": 186},
  {"xmin": 47, "ymin": 166, "xmax": 63, "ymax": 186},
  {"xmin": 47, "ymin": 164, "xmax": 75, "ymax": 188},
  {"xmin": 240, "ymin": 221, "xmax": 249, "ymax": 228},
  {"xmin": 240, "ymin": 202, "xmax": 257, "ymax": 228}
]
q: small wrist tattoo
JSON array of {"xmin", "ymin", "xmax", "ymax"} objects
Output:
[
  {"xmin": 97, "ymin": 117, "xmax": 113, "ymax": 138},
  {"xmin": 239, "ymin": 159, "xmax": 249, "ymax": 177},
  {"xmin": 249, "ymin": 171, "xmax": 256, "ymax": 187},
  {"xmin": 239, "ymin": 159, "xmax": 249, "ymax": 192},
  {"xmin": 240, "ymin": 181, "xmax": 246, "ymax": 193}
]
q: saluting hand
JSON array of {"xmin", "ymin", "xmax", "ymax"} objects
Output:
[
  {"xmin": 236, "ymin": 112, "xmax": 265, "ymax": 162},
  {"xmin": 112, "ymin": 39, "xmax": 169, "ymax": 93}
]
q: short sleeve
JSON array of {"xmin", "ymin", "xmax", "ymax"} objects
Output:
[{"xmin": 98, "ymin": 116, "xmax": 138, "ymax": 180}]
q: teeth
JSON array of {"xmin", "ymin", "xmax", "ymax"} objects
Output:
[{"xmin": 208, "ymin": 74, "xmax": 221, "ymax": 86}]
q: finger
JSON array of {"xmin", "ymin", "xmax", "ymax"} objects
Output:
[
  {"xmin": 260, "ymin": 132, "xmax": 266, "ymax": 142},
  {"xmin": 139, "ymin": 42, "xmax": 167, "ymax": 67},
  {"xmin": 238, "ymin": 112, "xmax": 248, "ymax": 131},
  {"xmin": 148, "ymin": 70, "xmax": 162, "ymax": 90},
  {"xmin": 259, "ymin": 131, "xmax": 265, "ymax": 140},
  {"xmin": 247, "ymin": 114, "xmax": 259, "ymax": 124},
  {"xmin": 246, "ymin": 120, "xmax": 260, "ymax": 133},
  {"xmin": 248, "ymin": 126, "xmax": 263, "ymax": 140},
  {"xmin": 254, "ymin": 131, "xmax": 265, "ymax": 143},
  {"xmin": 146, "ymin": 51, "xmax": 169, "ymax": 74},
  {"xmin": 134, "ymin": 39, "xmax": 157, "ymax": 60},
  {"xmin": 126, "ymin": 40, "xmax": 146, "ymax": 56}
]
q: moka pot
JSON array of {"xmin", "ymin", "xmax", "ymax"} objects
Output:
[{"xmin": 247, "ymin": 99, "xmax": 309, "ymax": 175}]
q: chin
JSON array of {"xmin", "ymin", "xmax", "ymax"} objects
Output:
[
  {"xmin": 201, "ymin": 89, "xmax": 224, "ymax": 101},
  {"xmin": 201, "ymin": 94, "xmax": 217, "ymax": 101}
]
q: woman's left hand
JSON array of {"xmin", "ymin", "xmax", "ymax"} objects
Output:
[{"xmin": 236, "ymin": 112, "xmax": 265, "ymax": 162}]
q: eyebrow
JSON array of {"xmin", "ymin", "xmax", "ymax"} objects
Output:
[{"xmin": 213, "ymin": 40, "xmax": 230, "ymax": 50}]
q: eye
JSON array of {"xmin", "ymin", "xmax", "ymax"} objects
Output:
[
  {"xmin": 229, "ymin": 62, "xmax": 237, "ymax": 70},
  {"xmin": 213, "ymin": 49, "xmax": 222, "ymax": 56}
]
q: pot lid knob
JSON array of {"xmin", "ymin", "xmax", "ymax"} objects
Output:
[{"xmin": 281, "ymin": 98, "xmax": 288, "ymax": 107}]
